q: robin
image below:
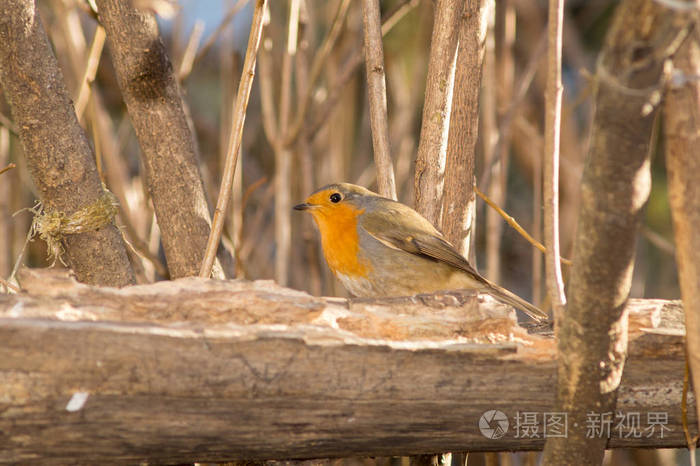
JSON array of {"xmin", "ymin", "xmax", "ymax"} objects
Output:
[{"xmin": 294, "ymin": 183, "xmax": 548, "ymax": 322}]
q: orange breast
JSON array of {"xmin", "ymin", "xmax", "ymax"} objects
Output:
[{"xmin": 311, "ymin": 205, "xmax": 369, "ymax": 278}]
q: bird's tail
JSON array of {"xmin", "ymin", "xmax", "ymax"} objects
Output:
[{"xmin": 483, "ymin": 280, "xmax": 549, "ymax": 322}]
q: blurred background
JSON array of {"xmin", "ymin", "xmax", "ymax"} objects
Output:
[{"xmin": 0, "ymin": 0, "xmax": 679, "ymax": 300}]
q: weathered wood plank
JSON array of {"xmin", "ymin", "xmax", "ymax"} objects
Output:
[{"xmin": 0, "ymin": 269, "xmax": 695, "ymax": 463}]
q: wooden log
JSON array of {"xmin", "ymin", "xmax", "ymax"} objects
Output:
[{"xmin": 0, "ymin": 269, "xmax": 695, "ymax": 464}]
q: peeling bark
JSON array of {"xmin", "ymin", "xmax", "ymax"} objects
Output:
[{"xmin": 0, "ymin": 269, "xmax": 695, "ymax": 463}]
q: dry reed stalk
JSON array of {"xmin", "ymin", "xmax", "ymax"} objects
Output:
[{"xmin": 200, "ymin": 0, "xmax": 267, "ymax": 278}]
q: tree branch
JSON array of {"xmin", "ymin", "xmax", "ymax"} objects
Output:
[
  {"xmin": 543, "ymin": 0, "xmax": 566, "ymax": 313},
  {"xmin": 542, "ymin": 1, "xmax": 687, "ymax": 463},
  {"xmin": 200, "ymin": 0, "xmax": 267, "ymax": 278},
  {"xmin": 361, "ymin": 0, "xmax": 397, "ymax": 200},
  {"xmin": 96, "ymin": 0, "xmax": 222, "ymax": 279},
  {"xmin": 413, "ymin": 0, "xmax": 464, "ymax": 224},
  {"xmin": 440, "ymin": 0, "xmax": 488, "ymax": 256},
  {"xmin": 0, "ymin": 0, "xmax": 134, "ymax": 286}
]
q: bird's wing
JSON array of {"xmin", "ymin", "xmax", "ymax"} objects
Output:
[{"xmin": 359, "ymin": 202, "xmax": 486, "ymax": 283}]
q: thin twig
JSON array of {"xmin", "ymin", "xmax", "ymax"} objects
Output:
[
  {"xmin": 543, "ymin": 0, "xmax": 567, "ymax": 311},
  {"xmin": 116, "ymin": 206, "xmax": 169, "ymax": 278},
  {"xmin": 297, "ymin": 0, "xmax": 420, "ymax": 145},
  {"xmin": 0, "ymin": 163, "xmax": 15, "ymax": 176},
  {"xmin": 177, "ymin": 19, "xmax": 205, "ymax": 81},
  {"xmin": 475, "ymin": 185, "xmax": 572, "ymax": 266},
  {"xmin": 75, "ymin": 26, "xmax": 106, "ymax": 123},
  {"xmin": 283, "ymin": 0, "xmax": 352, "ymax": 147},
  {"xmin": 641, "ymin": 225, "xmax": 676, "ymax": 256},
  {"xmin": 199, "ymin": 0, "xmax": 267, "ymax": 278},
  {"xmin": 381, "ymin": 0, "xmax": 420, "ymax": 35},
  {"xmin": 361, "ymin": 0, "xmax": 396, "ymax": 200},
  {"xmin": 532, "ymin": 119, "xmax": 543, "ymax": 306}
]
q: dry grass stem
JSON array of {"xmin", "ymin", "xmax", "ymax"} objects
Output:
[
  {"xmin": 74, "ymin": 26, "xmax": 106, "ymax": 122},
  {"xmin": 199, "ymin": 0, "xmax": 267, "ymax": 278}
]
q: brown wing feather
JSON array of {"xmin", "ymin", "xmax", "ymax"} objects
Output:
[
  {"xmin": 359, "ymin": 201, "xmax": 487, "ymax": 284},
  {"xmin": 359, "ymin": 200, "xmax": 548, "ymax": 322}
]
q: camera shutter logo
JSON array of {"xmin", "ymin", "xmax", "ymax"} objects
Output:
[{"xmin": 479, "ymin": 410, "xmax": 509, "ymax": 439}]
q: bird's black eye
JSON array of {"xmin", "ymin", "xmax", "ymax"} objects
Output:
[{"xmin": 330, "ymin": 192, "xmax": 342, "ymax": 203}]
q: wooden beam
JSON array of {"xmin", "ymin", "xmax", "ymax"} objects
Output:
[{"xmin": 0, "ymin": 269, "xmax": 695, "ymax": 463}]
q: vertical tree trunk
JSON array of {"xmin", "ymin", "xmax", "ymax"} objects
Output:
[
  {"xmin": 440, "ymin": 0, "xmax": 487, "ymax": 257},
  {"xmin": 664, "ymin": 27, "xmax": 700, "ymax": 431},
  {"xmin": 0, "ymin": 0, "xmax": 134, "ymax": 287},
  {"xmin": 414, "ymin": 0, "xmax": 463, "ymax": 225},
  {"xmin": 96, "ymin": 0, "xmax": 224, "ymax": 279},
  {"xmin": 542, "ymin": 1, "xmax": 687, "ymax": 464}
]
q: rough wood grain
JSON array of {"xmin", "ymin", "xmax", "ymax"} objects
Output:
[
  {"xmin": 0, "ymin": 0, "xmax": 134, "ymax": 287},
  {"xmin": 95, "ymin": 0, "xmax": 224, "ymax": 279},
  {"xmin": 413, "ymin": 0, "xmax": 463, "ymax": 225},
  {"xmin": 0, "ymin": 269, "xmax": 695, "ymax": 464}
]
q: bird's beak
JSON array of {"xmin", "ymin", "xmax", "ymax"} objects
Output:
[{"xmin": 293, "ymin": 202, "xmax": 314, "ymax": 211}]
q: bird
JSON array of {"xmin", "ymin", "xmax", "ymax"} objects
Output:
[{"xmin": 294, "ymin": 182, "xmax": 548, "ymax": 322}]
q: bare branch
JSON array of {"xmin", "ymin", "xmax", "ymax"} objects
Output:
[
  {"xmin": 543, "ymin": 0, "xmax": 566, "ymax": 312},
  {"xmin": 200, "ymin": 0, "xmax": 267, "ymax": 278},
  {"xmin": 97, "ymin": 0, "xmax": 223, "ymax": 279},
  {"xmin": 361, "ymin": 0, "xmax": 397, "ymax": 200},
  {"xmin": 440, "ymin": 0, "xmax": 488, "ymax": 256},
  {"xmin": 274, "ymin": 0, "xmax": 301, "ymax": 286}
]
